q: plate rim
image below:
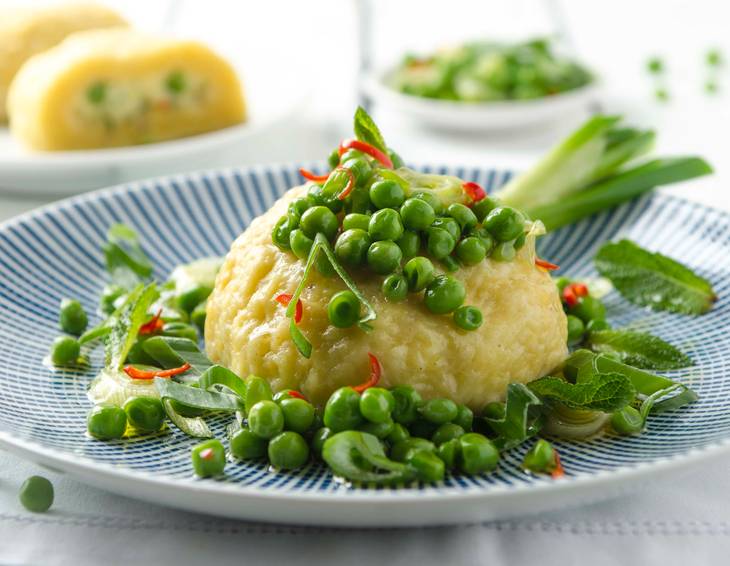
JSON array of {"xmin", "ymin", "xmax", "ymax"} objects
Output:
[{"xmin": 0, "ymin": 165, "xmax": 727, "ymax": 515}]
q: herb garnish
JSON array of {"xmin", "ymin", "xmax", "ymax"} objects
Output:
[
  {"xmin": 528, "ymin": 372, "xmax": 636, "ymax": 413},
  {"xmin": 588, "ymin": 329, "xmax": 692, "ymax": 370},
  {"xmin": 595, "ymin": 239, "xmax": 717, "ymax": 315},
  {"xmin": 353, "ymin": 106, "xmax": 388, "ymax": 154}
]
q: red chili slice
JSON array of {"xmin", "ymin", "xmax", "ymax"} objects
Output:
[
  {"xmin": 551, "ymin": 450, "xmax": 565, "ymax": 479},
  {"xmin": 275, "ymin": 293, "xmax": 303, "ymax": 324},
  {"xmin": 288, "ymin": 390, "xmax": 307, "ymax": 401},
  {"xmin": 462, "ymin": 181, "xmax": 486, "ymax": 203},
  {"xmin": 352, "ymin": 353, "xmax": 381, "ymax": 393},
  {"xmin": 571, "ymin": 282, "xmax": 589, "ymax": 297},
  {"xmin": 336, "ymin": 167, "xmax": 356, "ymax": 200},
  {"xmin": 199, "ymin": 448, "xmax": 214, "ymax": 461},
  {"xmin": 123, "ymin": 362, "xmax": 191, "ymax": 380},
  {"xmin": 299, "ymin": 168, "xmax": 330, "ymax": 183},
  {"xmin": 139, "ymin": 309, "xmax": 164, "ymax": 335},
  {"xmin": 562, "ymin": 286, "xmax": 578, "ymax": 308},
  {"xmin": 338, "ymin": 139, "xmax": 393, "ymax": 169},
  {"xmin": 535, "ymin": 258, "xmax": 560, "ymax": 271}
]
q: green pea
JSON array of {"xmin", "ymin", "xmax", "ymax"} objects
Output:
[
  {"xmin": 611, "ymin": 406, "xmax": 643, "ymax": 435},
  {"xmin": 123, "ymin": 397, "xmax": 165, "ymax": 433},
  {"xmin": 472, "ymin": 226, "xmax": 496, "ymax": 255},
  {"xmin": 386, "ymin": 422, "xmax": 410, "ymax": 444},
  {"xmin": 431, "ymin": 217, "xmax": 461, "ymax": 241},
  {"xmin": 424, "ymin": 275, "xmax": 466, "ymax": 314},
  {"xmin": 334, "ymin": 229, "xmax": 370, "ymax": 267},
  {"xmin": 248, "ymin": 400, "xmax": 285, "ymax": 439},
  {"xmin": 19, "ymin": 476, "xmax": 54, "ymax": 513},
  {"xmin": 308, "ymin": 184, "xmax": 343, "ymax": 214},
  {"xmin": 347, "ymin": 187, "xmax": 373, "ymax": 215},
  {"xmin": 289, "ymin": 197, "xmax": 311, "ymax": 217},
  {"xmin": 390, "ymin": 385, "xmax": 422, "ymax": 425},
  {"xmin": 191, "ymin": 439, "xmax": 226, "ymax": 477},
  {"xmin": 368, "ymin": 208, "xmax": 404, "ymax": 242},
  {"xmin": 341, "ymin": 157, "xmax": 372, "ymax": 186},
  {"xmin": 367, "ymin": 241, "xmax": 403, "ymax": 274},
  {"xmin": 426, "ymin": 227, "xmax": 456, "ymax": 260},
  {"xmin": 455, "ymin": 237, "xmax": 486, "ymax": 265},
  {"xmin": 447, "ymin": 203, "xmax": 478, "ymax": 232},
  {"xmin": 396, "ymin": 230, "xmax": 420, "ymax": 260},
  {"xmin": 100, "ymin": 284, "xmax": 125, "ymax": 314},
  {"xmin": 453, "ymin": 404, "xmax": 474, "ymax": 431},
  {"xmin": 59, "ymin": 299, "xmax": 88, "ymax": 335},
  {"xmin": 343, "ymin": 213, "xmax": 371, "ymax": 232},
  {"xmin": 300, "ymin": 206, "xmax": 338, "ymax": 240},
  {"xmin": 570, "ymin": 296, "xmax": 606, "ymax": 324},
  {"xmin": 431, "ymin": 422, "xmax": 465, "ymax": 445},
  {"xmin": 440, "ymin": 255, "xmax": 460, "ymax": 273},
  {"xmin": 413, "ymin": 192, "xmax": 444, "ymax": 215},
  {"xmin": 310, "ymin": 427, "xmax": 333, "ymax": 458},
  {"xmin": 403, "ymin": 256, "xmax": 435, "ymax": 292},
  {"xmin": 390, "ymin": 385, "xmax": 422, "ymax": 424},
  {"xmin": 586, "ymin": 319, "xmax": 611, "ymax": 333},
  {"xmin": 244, "ymin": 375, "xmax": 273, "ymax": 414},
  {"xmin": 458, "ymin": 433, "xmax": 499, "ymax": 474},
  {"xmin": 279, "ymin": 397, "xmax": 315, "ymax": 434},
  {"xmin": 382, "ymin": 273, "xmax": 408, "ymax": 302},
  {"xmin": 369, "ymin": 180, "xmax": 405, "ymax": 209},
  {"xmin": 566, "ymin": 314, "xmax": 585, "ymax": 345},
  {"xmin": 50, "ymin": 336, "xmax": 80, "ymax": 366},
  {"xmin": 400, "ymin": 198, "xmax": 436, "ymax": 231},
  {"xmin": 87, "ymin": 405, "xmax": 127, "ymax": 440},
  {"xmin": 327, "ymin": 148, "xmax": 341, "ymax": 169},
  {"xmin": 316, "ymin": 253, "xmax": 336, "ymax": 277},
  {"xmin": 491, "ymin": 241, "xmax": 516, "ymax": 262},
  {"xmin": 388, "ymin": 148, "xmax": 404, "ymax": 168},
  {"xmin": 228, "ymin": 426, "xmax": 267, "ymax": 459},
  {"xmin": 471, "ymin": 197, "xmax": 499, "ymax": 223},
  {"xmin": 390, "ymin": 438, "xmax": 435, "ymax": 462},
  {"xmin": 358, "ymin": 419, "xmax": 395, "ymax": 439},
  {"xmin": 165, "ymin": 70, "xmax": 186, "ymax": 93},
  {"xmin": 268, "ymin": 431, "xmax": 310, "ymax": 469},
  {"xmin": 484, "ymin": 207, "xmax": 524, "ymax": 242},
  {"xmin": 522, "ymin": 439, "xmax": 557, "ymax": 473},
  {"xmin": 327, "ymin": 290, "xmax": 361, "ymax": 328},
  {"xmin": 87, "ymin": 81, "xmax": 107, "ymax": 104},
  {"xmin": 359, "ymin": 387, "xmax": 395, "ymax": 424},
  {"xmin": 453, "ymin": 305, "xmax": 483, "ymax": 331},
  {"xmin": 271, "ymin": 214, "xmax": 297, "ymax": 250},
  {"xmin": 324, "ymin": 387, "xmax": 363, "ymax": 432},
  {"xmin": 162, "ymin": 321, "xmax": 198, "ymax": 342},
  {"xmin": 437, "ymin": 438, "xmax": 460, "ymax": 469},
  {"xmin": 407, "ymin": 449, "xmax": 445, "ymax": 482},
  {"xmin": 420, "ymin": 398, "xmax": 459, "ymax": 424},
  {"xmin": 290, "ymin": 229, "xmax": 314, "ymax": 260},
  {"xmin": 482, "ymin": 401, "xmax": 505, "ymax": 420}
]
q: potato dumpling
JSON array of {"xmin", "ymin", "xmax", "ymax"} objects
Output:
[
  {"xmin": 7, "ymin": 28, "xmax": 245, "ymax": 150},
  {"xmin": 0, "ymin": 2, "xmax": 126, "ymax": 122},
  {"xmin": 205, "ymin": 187, "xmax": 567, "ymax": 409}
]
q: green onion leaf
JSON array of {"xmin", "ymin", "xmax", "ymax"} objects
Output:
[
  {"xmin": 353, "ymin": 106, "xmax": 388, "ymax": 154},
  {"xmin": 289, "ymin": 319, "xmax": 312, "ymax": 358},
  {"xmin": 198, "ymin": 365, "xmax": 247, "ymax": 400},
  {"xmin": 588, "ymin": 329, "xmax": 692, "ymax": 370},
  {"xmin": 595, "ymin": 239, "xmax": 717, "ymax": 315},
  {"xmin": 161, "ymin": 399, "xmax": 211, "ymax": 438},
  {"xmin": 155, "ymin": 377, "xmax": 243, "ymax": 412},
  {"xmin": 142, "ymin": 336, "xmax": 212, "ymax": 381},
  {"xmin": 483, "ymin": 383, "xmax": 543, "ymax": 451}
]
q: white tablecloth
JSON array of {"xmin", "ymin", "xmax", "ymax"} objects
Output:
[{"xmin": 1, "ymin": 450, "xmax": 729, "ymax": 565}]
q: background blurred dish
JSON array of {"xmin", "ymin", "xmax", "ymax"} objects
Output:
[
  {"xmin": 0, "ymin": 65, "xmax": 307, "ymax": 195},
  {"xmin": 365, "ymin": 69, "xmax": 599, "ymax": 131}
]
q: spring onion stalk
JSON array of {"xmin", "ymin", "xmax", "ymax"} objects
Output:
[
  {"xmin": 142, "ymin": 336, "xmax": 212, "ymax": 381},
  {"xmin": 543, "ymin": 403, "xmax": 610, "ymax": 439},
  {"xmin": 198, "ymin": 365, "xmax": 247, "ymax": 400},
  {"xmin": 496, "ymin": 115, "xmax": 712, "ymax": 230}
]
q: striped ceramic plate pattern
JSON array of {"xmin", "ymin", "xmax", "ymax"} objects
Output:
[{"xmin": 0, "ymin": 163, "xmax": 728, "ymax": 501}]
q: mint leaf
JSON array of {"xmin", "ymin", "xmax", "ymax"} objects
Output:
[
  {"xmin": 103, "ymin": 224, "xmax": 154, "ymax": 289},
  {"xmin": 105, "ymin": 284, "xmax": 157, "ymax": 370},
  {"xmin": 353, "ymin": 106, "xmax": 387, "ymax": 153},
  {"xmin": 483, "ymin": 383, "xmax": 542, "ymax": 451},
  {"xmin": 595, "ymin": 239, "xmax": 716, "ymax": 315},
  {"xmin": 529, "ymin": 372, "xmax": 636, "ymax": 412},
  {"xmin": 588, "ymin": 329, "xmax": 692, "ymax": 370}
]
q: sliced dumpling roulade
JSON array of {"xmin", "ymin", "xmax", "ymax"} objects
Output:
[{"xmin": 7, "ymin": 28, "xmax": 246, "ymax": 150}]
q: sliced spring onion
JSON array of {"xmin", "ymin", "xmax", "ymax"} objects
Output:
[
  {"xmin": 198, "ymin": 365, "xmax": 247, "ymax": 400},
  {"xmin": 142, "ymin": 336, "xmax": 212, "ymax": 380},
  {"xmin": 543, "ymin": 403, "xmax": 610, "ymax": 439},
  {"xmin": 162, "ymin": 399, "xmax": 211, "ymax": 438},
  {"xmin": 483, "ymin": 383, "xmax": 542, "ymax": 451}
]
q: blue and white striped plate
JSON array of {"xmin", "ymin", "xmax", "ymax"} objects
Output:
[{"xmin": 0, "ymin": 164, "xmax": 728, "ymax": 527}]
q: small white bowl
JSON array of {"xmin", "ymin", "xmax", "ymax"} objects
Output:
[{"xmin": 365, "ymin": 69, "xmax": 600, "ymax": 132}]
